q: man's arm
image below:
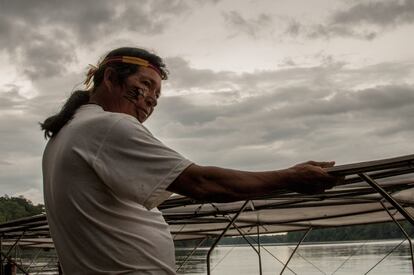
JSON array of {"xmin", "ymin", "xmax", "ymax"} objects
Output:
[{"xmin": 167, "ymin": 161, "xmax": 339, "ymax": 202}]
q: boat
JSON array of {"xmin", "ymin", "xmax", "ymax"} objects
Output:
[{"xmin": 1, "ymin": 154, "xmax": 413, "ymax": 274}]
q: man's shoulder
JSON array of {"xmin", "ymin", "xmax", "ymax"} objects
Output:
[
  {"xmin": 74, "ymin": 105, "xmax": 151, "ymax": 137},
  {"xmin": 74, "ymin": 105, "xmax": 132, "ymax": 128}
]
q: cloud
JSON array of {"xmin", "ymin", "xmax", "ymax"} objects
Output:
[
  {"xmin": 285, "ymin": 0, "xmax": 414, "ymax": 40},
  {"xmin": 284, "ymin": 19, "xmax": 302, "ymax": 37},
  {"xmin": 0, "ymin": 0, "xmax": 193, "ymax": 80},
  {"xmin": 165, "ymin": 57, "xmax": 237, "ymax": 92},
  {"xmin": 0, "ymin": 160, "xmax": 12, "ymax": 166},
  {"xmin": 223, "ymin": 11, "xmax": 273, "ymax": 38},
  {"xmin": 277, "ymin": 84, "xmax": 413, "ymax": 114},
  {"xmin": 0, "ymin": 0, "xmax": 412, "ymax": 204},
  {"xmin": 0, "ymin": 84, "xmax": 54, "ymax": 202},
  {"xmin": 165, "ymin": 55, "xmax": 414, "ymax": 100},
  {"xmin": 1, "ymin": 0, "xmax": 190, "ymax": 41},
  {"xmin": 151, "ymin": 84, "xmax": 414, "ymax": 170},
  {"xmin": 332, "ymin": 0, "xmax": 414, "ymax": 27},
  {"xmin": 149, "ymin": 57, "xmax": 414, "ymax": 169},
  {"xmin": 0, "ymin": 111, "xmax": 45, "ymax": 158},
  {"xmin": 0, "ymin": 85, "xmax": 27, "ymax": 108},
  {"xmin": 307, "ymin": 23, "xmax": 378, "ymax": 40},
  {"xmin": 22, "ymin": 34, "xmax": 76, "ymax": 79},
  {"xmin": 188, "ymin": 85, "xmax": 410, "ymax": 166},
  {"xmin": 0, "ymin": 155, "xmax": 43, "ymax": 203}
]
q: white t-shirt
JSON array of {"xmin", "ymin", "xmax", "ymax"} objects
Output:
[{"xmin": 42, "ymin": 104, "xmax": 192, "ymax": 274}]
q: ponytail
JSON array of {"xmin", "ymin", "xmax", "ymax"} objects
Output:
[{"xmin": 40, "ymin": 90, "xmax": 90, "ymax": 139}]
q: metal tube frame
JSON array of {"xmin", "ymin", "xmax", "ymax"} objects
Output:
[
  {"xmin": 4, "ymin": 231, "xmax": 25, "ymax": 259},
  {"xmin": 35, "ymin": 254, "xmax": 56, "ymax": 275},
  {"xmin": 232, "ymin": 220, "xmax": 326, "ymax": 274},
  {"xmin": 232, "ymin": 224, "xmax": 263, "ymax": 275},
  {"xmin": 206, "ymin": 200, "xmax": 249, "ymax": 275},
  {"xmin": 378, "ymin": 201, "xmax": 414, "ymax": 273},
  {"xmin": 358, "ymin": 173, "xmax": 414, "ymax": 274},
  {"xmin": 176, "ymin": 237, "xmax": 207, "ymax": 272},
  {"xmin": 358, "ymin": 173, "xmax": 414, "ymax": 227},
  {"xmin": 233, "ymin": 225, "xmax": 259, "ymax": 254},
  {"xmin": 0, "ymin": 234, "xmax": 3, "ymax": 275},
  {"xmin": 364, "ymin": 239, "xmax": 406, "ymax": 275},
  {"xmin": 331, "ymin": 240, "xmax": 368, "ymax": 275},
  {"xmin": 232, "ymin": 223, "xmax": 298, "ymax": 274},
  {"xmin": 24, "ymin": 248, "xmax": 43, "ymax": 274},
  {"xmin": 257, "ymin": 225, "xmax": 262, "ymax": 275},
  {"xmin": 0, "ymin": 231, "xmax": 29, "ymax": 275},
  {"xmin": 280, "ymin": 227, "xmax": 312, "ymax": 275},
  {"xmin": 232, "ymin": 224, "xmax": 264, "ymax": 275},
  {"xmin": 0, "ymin": 251, "xmax": 29, "ymax": 275}
]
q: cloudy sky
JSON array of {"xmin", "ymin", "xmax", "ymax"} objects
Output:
[{"xmin": 1, "ymin": 0, "xmax": 413, "ymax": 204}]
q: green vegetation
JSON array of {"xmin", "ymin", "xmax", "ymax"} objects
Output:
[
  {"xmin": 285, "ymin": 221, "xmax": 414, "ymax": 243},
  {"xmin": 0, "ymin": 195, "xmax": 44, "ymax": 223},
  {"xmin": 175, "ymin": 221, "xmax": 414, "ymax": 247}
]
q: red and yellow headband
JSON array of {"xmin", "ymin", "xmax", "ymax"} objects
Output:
[{"xmin": 84, "ymin": 56, "xmax": 162, "ymax": 88}]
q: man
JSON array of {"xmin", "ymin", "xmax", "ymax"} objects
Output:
[{"xmin": 41, "ymin": 47, "xmax": 339, "ymax": 274}]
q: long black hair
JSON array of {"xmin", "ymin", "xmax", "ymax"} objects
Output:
[{"xmin": 40, "ymin": 47, "xmax": 168, "ymax": 139}]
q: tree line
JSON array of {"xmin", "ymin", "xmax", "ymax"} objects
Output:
[
  {"xmin": 0, "ymin": 195, "xmax": 44, "ymax": 223},
  {"xmin": 175, "ymin": 221, "xmax": 414, "ymax": 247}
]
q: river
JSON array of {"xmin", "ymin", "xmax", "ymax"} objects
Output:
[{"xmin": 176, "ymin": 239, "xmax": 413, "ymax": 274}]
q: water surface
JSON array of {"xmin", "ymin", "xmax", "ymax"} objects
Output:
[{"xmin": 176, "ymin": 240, "xmax": 413, "ymax": 274}]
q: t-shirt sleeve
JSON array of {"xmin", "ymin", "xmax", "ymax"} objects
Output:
[{"xmin": 92, "ymin": 116, "xmax": 193, "ymax": 209}]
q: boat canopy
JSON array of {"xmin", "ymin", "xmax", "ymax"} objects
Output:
[{"xmin": 1, "ymin": 154, "xmax": 414, "ymax": 246}]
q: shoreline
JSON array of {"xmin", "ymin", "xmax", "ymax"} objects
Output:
[{"xmin": 176, "ymin": 238, "xmax": 407, "ymax": 249}]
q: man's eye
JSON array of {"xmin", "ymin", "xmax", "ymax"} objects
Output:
[{"xmin": 143, "ymin": 81, "xmax": 151, "ymax": 88}]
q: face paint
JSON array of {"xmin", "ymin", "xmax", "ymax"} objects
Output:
[{"xmin": 124, "ymin": 87, "xmax": 146, "ymax": 102}]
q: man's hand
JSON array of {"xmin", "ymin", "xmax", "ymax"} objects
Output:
[{"xmin": 286, "ymin": 161, "xmax": 340, "ymax": 194}]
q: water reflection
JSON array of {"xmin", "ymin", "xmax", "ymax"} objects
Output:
[{"xmin": 176, "ymin": 240, "xmax": 412, "ymax": 274}]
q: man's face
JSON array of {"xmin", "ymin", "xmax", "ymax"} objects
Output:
[{"xmin": 120, "ymin": 67, "xmax": 162, "ymax": 123}]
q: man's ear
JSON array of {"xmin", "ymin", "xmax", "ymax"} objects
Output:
[{"xmin": 103, "ymin": 67, "xmax": 119, "ymax": 93}]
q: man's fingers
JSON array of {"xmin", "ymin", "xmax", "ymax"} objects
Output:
[
  {"xmin": 307, "ymin": 161, "xmax": 335, "ymax": 168},
  {"xmin": 288, "ymin": 160, "xmax": 341, "ymax": 195}
]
